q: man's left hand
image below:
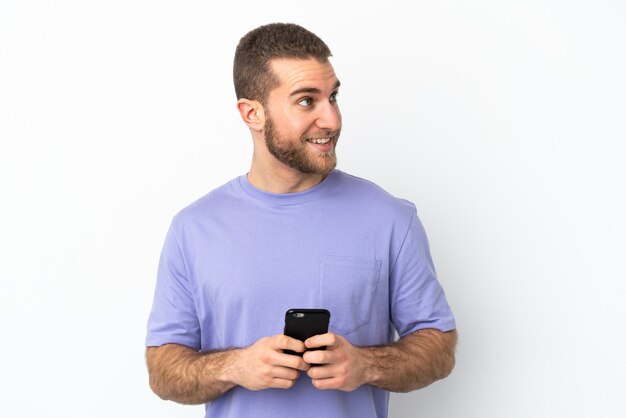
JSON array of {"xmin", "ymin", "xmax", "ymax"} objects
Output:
[{"xmin": 302, "ymin": 333, "xmax": 368, "ymax": 391}]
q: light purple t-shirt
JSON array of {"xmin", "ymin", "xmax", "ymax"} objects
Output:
[{"xmin": 146, "ymin": 170, "xmax": 455, "ymax": 418}]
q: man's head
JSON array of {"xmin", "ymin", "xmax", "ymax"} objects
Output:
[
  {"xmin": 233, "ymin": 23, "xmax": 332, "ymax": 105},
  {"xmin": 235, "ymin": 23, "xmax": 341, "ymax": 180}
]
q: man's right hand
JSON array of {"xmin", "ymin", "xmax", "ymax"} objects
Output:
[{"xmin": 223, "ymin": 334, "xmax": 310, "ymax": 391}]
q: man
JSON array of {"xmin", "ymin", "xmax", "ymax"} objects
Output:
[{"xmin": 146, "ymin": 23, "xmax": 457, "ymax": 418}]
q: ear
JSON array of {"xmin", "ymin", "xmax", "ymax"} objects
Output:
[{"xmin": 236, "ymin": 99, "xmax": 265, "ymax": 131}]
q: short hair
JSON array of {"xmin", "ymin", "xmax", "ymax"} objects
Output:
[{"xmin": 233, "ymin": 23, "xmax": 332, "ymax": 104}]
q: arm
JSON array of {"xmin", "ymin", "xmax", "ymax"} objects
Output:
[
  {"xmin": 304, "ymin": 328, "xmax": 457, "ymax": 392},
  {"xmin": 362, "ymin": 328, "xmax": 457, "ymax": 392},
  {"xmin": 146, "ymin": 335, "xmax": 310, "ymax": 404},
  {"xmin": 146, "ymin": 344, "xmax": 237, "ymax": 404}
]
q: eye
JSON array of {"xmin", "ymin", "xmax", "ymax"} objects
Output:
[
  {"xmin": 330, "ymin": 91, "xmax": 339, "ymax": 103},
  {"xmin": 298, "ymin": 97, "xmax": 313, "ymax": 107}
]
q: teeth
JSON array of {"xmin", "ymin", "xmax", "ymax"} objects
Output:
[{"xmin": 308, "ymin": 138, "xmax": 331, "ymax": 144}]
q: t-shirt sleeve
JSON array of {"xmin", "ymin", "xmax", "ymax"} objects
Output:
[
  {"xmin": 145, "ymin": 221, "xmax": 201, "ymax": 349},
  {"xmin": 390, "ymin": 209, "xmax": 456, "ymax": 337}
]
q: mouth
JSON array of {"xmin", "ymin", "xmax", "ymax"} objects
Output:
[
  {"xmin": 305, "ymin": 136, "xmax": 336, "ymax": 153},
  {"xmin": 306, "ymin": 137, "xmax": 333, "ymax": 145}
]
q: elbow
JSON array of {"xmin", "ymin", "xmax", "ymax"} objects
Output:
[
  {"xmin": 412, "ymin": 346, "xmax": 455, "ymax": 391},
  {"xmin": 426, "ymin": 329, "xmax": 457, "ymax": 384},
  {"xmin": 148, "ymin": 374, "xmax": 196, "ymax": 404},
  {"xmin": 146, "ymin": 346, "xmax": 178, "ymax": 402},
  {"xmin": 423, "ymin": 350, "xmax": 455, "ymax": 388},
  {"xmin": 438, "ymin": 329, "xmax": 458, "ymax": 380},
  {"xmin": 148, "ymin": 371, "xmax": 171, "ymax": 401},
  {"xmin": 147, "ymin": 368, "xmax": 211, "ymax": 405},
  {"xmin": 440, "ymin": 350, "xmax": 456, "ymax": 380}
]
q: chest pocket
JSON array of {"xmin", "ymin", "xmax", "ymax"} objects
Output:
[{"xmin": 321, "ymin": 256, "xmax": 382, "ymax": 334}]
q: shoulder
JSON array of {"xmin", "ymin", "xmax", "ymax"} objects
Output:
[
  {"xmin": 170, "ymin": 176, "xmax": 243, "ymax": 228},
  {"xmin": 333, "ymin": 170, "xmax": 417, "ymax": 219}
]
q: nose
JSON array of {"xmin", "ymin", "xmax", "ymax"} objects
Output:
[{"xmin": 316, "ymin": 101, "xmax": 342, "ymax": 132}]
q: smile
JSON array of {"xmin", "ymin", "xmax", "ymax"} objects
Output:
[{"xmin": 306, "ymin": 137, "xmax": 332, "ymax": 144}]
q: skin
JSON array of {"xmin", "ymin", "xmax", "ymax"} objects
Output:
[
  {"xmin": 238, "ymin": 58, "xmax": 342, "ymax": 193},
  {"xmin": 147, "ymin": 336, "xmax": 310, "ymax": 404},
  {"xmin": 146, "ymin": 57, "xmax": 458, "ymax": 404},
  {"xmin": 303, "ymin": 329, "xmax": 457, "ymax": 392}
]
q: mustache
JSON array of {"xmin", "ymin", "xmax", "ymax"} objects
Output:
[{"xmin": 304, "ymin": 130, "xmax": 341, "ymax": 141}]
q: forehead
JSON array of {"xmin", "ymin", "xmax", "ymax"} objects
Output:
[{"xmin": 268, "ymin": 58, "xmax": 339, "ymax": 94}]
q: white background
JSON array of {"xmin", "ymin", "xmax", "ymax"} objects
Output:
[{"xmin": 1, "ymin": 1, "xmax": 625, "ymax": 417}]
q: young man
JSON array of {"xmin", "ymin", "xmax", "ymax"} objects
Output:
[{"xmin": 146, "ymin": 23, "xmax": 457, "ymax": 418}]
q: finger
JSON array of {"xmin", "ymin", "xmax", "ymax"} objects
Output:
[
  {"xmin": 310, "ymin": 376, "xmax": 345, "ymax": 391},
  {"xmin": 270, "ymin": 365, "xmax": 301, "ymax": 381},
  {"xmin": 268, "ymin": 377, "xmax": 298, "ymax": 390},
  {"xmin": 305, "ymin": 332, "xmax": 338, "ymax": 349},
  {"xmin": 277, "ymin": 352, "xmax": 311, "ymax": 371},
  {"xmin": 272, "ymin": 334, "xmax": 307, "ymax": 353},
  {"xmin": 302, "ymin": 349, "xmax": 335, "ymax": 365},
  {"xmin": 306, "ymin": 363, "xmax": 339, "ymax": 380}
]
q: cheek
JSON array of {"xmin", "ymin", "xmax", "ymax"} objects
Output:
[
  {"xmin": 291, "ymin": 120, "xmax": 317, "ymax": 138},
  {"xmin": 273, "ymin": 110, "xmax": 318, "ymax": 137},
  {"xmin": 276, "ymin": 113, "xmax": 307, "ymax": 132}
]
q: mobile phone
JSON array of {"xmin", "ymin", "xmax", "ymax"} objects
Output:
[{"xmin": 283, "ymin": 308, "xmax": 330, "ymax": 356}]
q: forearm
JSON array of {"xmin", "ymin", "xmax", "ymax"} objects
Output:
[
  {"xmin": 146, "ymin": 343, "xmax": 239, "ymax": 404},
  {"xmin": 360, "ymin": 328, "xmax": 457, "ymax": 392}
]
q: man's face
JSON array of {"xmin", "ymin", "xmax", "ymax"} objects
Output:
[{"xmin": 262, "ymin": 58, "xmax": 342, "ymax": 177}]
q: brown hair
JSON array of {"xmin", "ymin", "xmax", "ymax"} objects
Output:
[{"xmin": 233, "ymin": 23, "xmax": 332, "ymax": 104}]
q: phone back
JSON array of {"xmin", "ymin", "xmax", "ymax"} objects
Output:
[{"xmin": 283, "ymin": 309, "xmax": 330, "ymax": 342}]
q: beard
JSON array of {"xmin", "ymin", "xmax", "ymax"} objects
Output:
[{"xmin": 264, "ymin": 116, "xmax": 339, "ymax": 177}]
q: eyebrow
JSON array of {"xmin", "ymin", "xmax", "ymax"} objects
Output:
[{"xmin": 289, "ymin": 80, "xmax": 341, "ymax": 97}]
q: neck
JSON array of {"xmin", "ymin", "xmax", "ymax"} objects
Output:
[{"xmin": 248, "ymin": 150, "xmax": 325, "ymax": 194}]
